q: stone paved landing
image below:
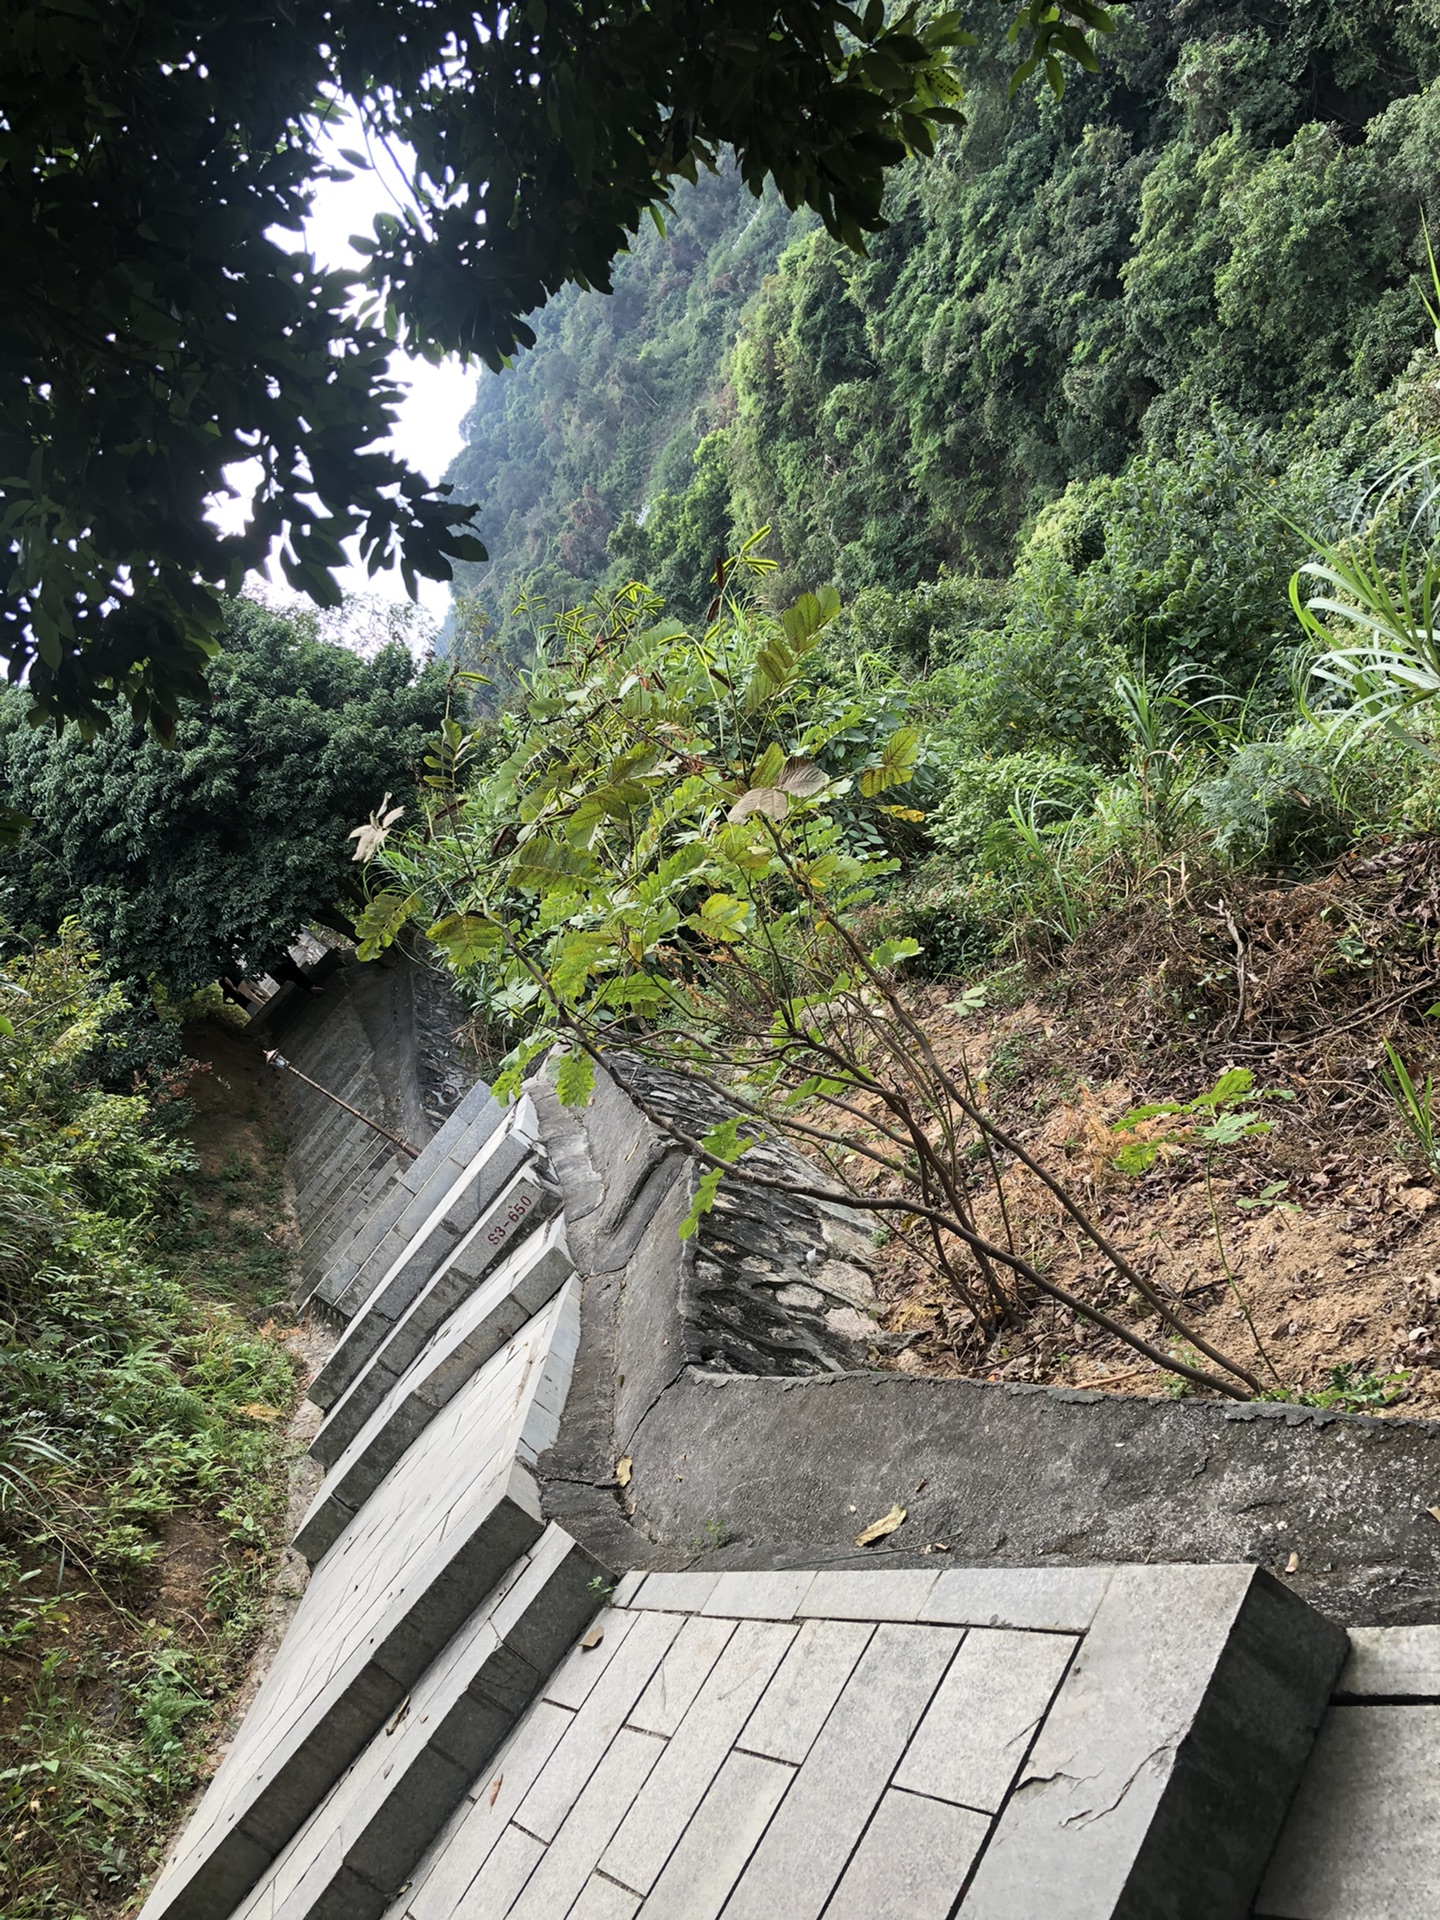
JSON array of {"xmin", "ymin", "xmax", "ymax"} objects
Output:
[
  {"xmin": 1259, "ymin": 1624, "xmax": 1440, "ymax": 1919},
  {"xmin": 388, "ymin": 1561, "xmax": 1342, "ymax": 1920}
]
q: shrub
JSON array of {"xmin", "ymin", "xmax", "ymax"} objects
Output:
[
  {"xmin": 931, "ymin": 752, "xmax": 1104, "ymax": 873},
  {"xmin": 1193, "ymin": 730, "xmax": 1408, "ymax": 869}
]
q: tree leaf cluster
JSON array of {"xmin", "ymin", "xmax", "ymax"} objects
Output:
[
  {"xmin": 0, "ymin": 596, "xmax": 448, "ymax": 1003},
  {"xmin": 3, "ymin": 0, "xmax": 1107, "ymax": 729},
  {"xmin": 356, "ymin": 552, "xmax": 917, "ymax": 1096}
]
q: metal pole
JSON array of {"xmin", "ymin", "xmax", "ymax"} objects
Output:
[{"xmin": 262, "ymin": 1049, "xmax": 422, "ymax": 1160}]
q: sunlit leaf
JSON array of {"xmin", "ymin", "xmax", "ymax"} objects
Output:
[
  {"xmin": 554, "ymin": 1050, "xmax": 596, "ymax": 1107},
  {"xmin": 858, "ymin": 726, "xmax": 921, "ymax": 796},
  {"xmin": 426, "ymin": 913, "xmax": 503, "ymax": 970},
  {"xmin": 354, "ymin": 889, "xmax": 423, "ymax": 960}
]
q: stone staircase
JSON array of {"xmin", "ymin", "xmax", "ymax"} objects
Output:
[{"xmin": 138, "ymin": 977, "xmax": 1440, "ymax": 1918}]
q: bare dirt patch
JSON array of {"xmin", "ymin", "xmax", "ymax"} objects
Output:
[{"xmin": 865, "ymin": 846, "xmax": 1440, "ymax": 1411}]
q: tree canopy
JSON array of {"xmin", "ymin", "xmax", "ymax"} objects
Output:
[
  {"xmin": 0, "ymin": 596, "xmax": 447, "ymax": 997},
  {"xmin": 2, "ymin": 0, "xmax": 1108, "ymax": 735}
]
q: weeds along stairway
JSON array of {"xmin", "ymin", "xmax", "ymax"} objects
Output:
[{"xmin": 143, "ymin": 952, "xmax": 1440, "ymax": 1919}]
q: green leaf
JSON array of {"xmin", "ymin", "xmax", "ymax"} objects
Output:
[
  {"xmin": 868, "ymin": 936, "xmax": 922, "ymax": 971},
  {"xmin": 1114, "ymin": 1101, "xmax": 1182, "ymax": 1129},
  {"xmin": 1194, "ymin": 1068, "xmax": 1255, "ymax": 1110},
  {"xmin": 507, "ymin": 836, "xmax": 599, "ymax": 893},
  {"xmin": 554, "ymin": 1050, "xmax": 597, "ymax": 1107},
  {"xmin": 354, "ymin": 889, "xmax": 423, "ymax": 960},
  {"xmin": 752, "ymin": 742, "xmax": 787, "ymax": 786},
  {"xmin": 1113, "ymin": 1140, "xmax": 1160, "ymax": 1175},
  {"xmin": 679, "ymin": 1163, "xmax": 727, "ymax": 1241},
  {"xmin": 549, "ymin": 930, "xmax": 616, "ymax": 998},
  {"xmin": 694, "ymin": 893, "xmax": 752, "ymax": 940},
  {"xmin": 1197, "ymin": 1112, "xmax": 1269, "ymax": 1145},
  {"xmin": 679, "ymin": 1115, "xmax": 759, "ymax": 1239},
  {"xmin": 744, "ymin": 637, "xmax": 798, "ymax": 711},
  {"xmin": 1236, "ymin": 1181, "xmax": 1297, "ymax": 1212},
  {"xmin": 858, "ymin": 726, "xmax": 921, "ymax": 797},
  {"xmin": 780, "ymin": 584, "xmax": 841, "ymax": 653},
  {"xmin": 426, "ymin": 913, "xmax": 503, "ymax": 970}
]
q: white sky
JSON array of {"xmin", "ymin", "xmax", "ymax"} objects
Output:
[{"xmin": 213, "ymin": 113, "xmax": 478, "ymax": 629}]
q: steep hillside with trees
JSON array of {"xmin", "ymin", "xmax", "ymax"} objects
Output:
[
  {"xmin": 446, "ymin": 0, "xmax": 1440, "ymax": 637},
  {"xmin": 443, "ymin": 168, "xmax": 805, "ymax": 654},
  {"xmin": 360, "ymin": 0, "xmax": 1440, "ymax": 1422}
]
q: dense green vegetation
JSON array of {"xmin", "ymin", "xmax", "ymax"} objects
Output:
[
  {"xmin": 447, "ymin": 0, "xmax": 1440, "ymax": 650},
  {"xmin": 424, "ymin": 0, "xmax": 1440, "ymax": 1024},
  {"xmin": 443, "ymin": 170, "xmax": 805, "ymax": 657},
  {"xmin": 13, "ymin": 0, "xmax": 1440, "ymax": 1892},
  {"xmin": 0, "ymin": 929, "xmax": 296, "ymax": 1917},
  {"xmin": 0, "ymin": 598, "xmax": 448, "ymax": 1077}
]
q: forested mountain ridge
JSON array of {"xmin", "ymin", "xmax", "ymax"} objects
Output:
[
  {"xmin": 445, "ymin": 0, "xmax": 1440, "ymax": 655},
  {"xmin": 443, "ymin": 172, "xmax": 805, "ymax": 651}
]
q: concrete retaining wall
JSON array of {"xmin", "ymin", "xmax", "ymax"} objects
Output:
[{"xmin": 533, "ymin": 1060, "xmax": 1440, "ymax": 1627}]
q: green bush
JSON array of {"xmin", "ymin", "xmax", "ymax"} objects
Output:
[
  {"xmin": 0, "ymin": 924, "xmax": 296, "ymax": 1913},
  {"xmin": 1193, "ymin": 730, "xmax": 1410, "ymax": 868},
  {"xmin": 869, "ymin": 858, "xmax": 1007, "ymax": 979},
  {"xmin": 931, "ymin": 751, "xmax": 1104, "ymax": 872}
]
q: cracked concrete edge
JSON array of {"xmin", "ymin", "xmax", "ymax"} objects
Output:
[
  {"xmin": 539, "ymin": 1340, "xmax": 1440, "ymax": 1625},
  {"xmin": 525, "ymin": 1072, "xmax": 675, "ymax": 1574},
  {"xmin": 960, "ymin": 1564, "xmax": 1345, "ymax": 1919}
]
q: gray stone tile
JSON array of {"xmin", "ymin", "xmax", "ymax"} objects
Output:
[
  {"xmin": 609, "ymin": 1572, "xmax": 645, "ymax": 1610},
  {"xmin": 825, "ymin": 1789, "xmax": 990, "ymax": 1920},
  {"xmin": 797, "ymin": 1570, "xmax": 939, "ymax": 1622},
  {"xmin": 396, "ymin": 1701, "xmax": 571, "ymax": 1920},
  {"xmin": 633, "ymin": 1571, "xmax": 719, "ymax": 1614},
  {"xmin": 508, "ymin": 1727, "xmax": 662, "ymax": 1920},
  {"xmin": 404, "ymin": 1084, "xmax": 503, "ymax": 1192},
  {"xmin": 721, "ymin": 1622, "xmax": 962, "ymax": 1920},
  {"xmin": 315, "ymin": 1148, "xmax": 551, "ymax": 1422},
  {"xmin": 627, "ymin": 1613, "xmax": 736, "ymax": 1737},
  {"xmin": 636, "ymin": 1751, "xmax": 794, "ymax": 1920},
  {"xmin": 894, "ymin": 1627, "xmax": 1076, "ymax": 1812},
  {"xmin": 543, "ymin": 1611, "xmax": 640, "ymax": 1712},
  {"xmin": 702, "ymin": 1570, "xmax": 815, "ymax": 1620},
  {"xmin": 311, "ymin": 1164, "xmax": 559, "ymax": 1464},
  {"xmin": 514, "ymin": 1609, "xmax": 682, "ymax": 1843},
  {"xmin": 327, "ymin": 1106, "xmax": 538, "ymax": 1342},
  {"xmin": 1338, "ymin": 1625, "xmax": 1440, "ymax": 1700},
  {"xmin": 451, "ymin": 1824, "xmax": 543, "ymax": 1919},
  {"xmin": 1256, "ymin": 1705, "xmax": 1440, "ymax": 1920},
  {"xmin": 917, "ymin": 1566, "xmax": 1112, "ymax": 1633},
  {"xmin": 600, "ymin": 1620, "xmax": 795, "ymax": 1895},
  {"xmin": 295, "ymin": 1261, "xmax": 579, "ymax": 1564},
  {"xmin": 567, "ymin": 1876, "xmax": 640, "ymax": 1920},
  {"xmin": 231, "ymin": 1526, "xmax": 601, "ymax": 1920},
  {"xmin": 736, "ymin": 1618, "xmax": 873, "ymax": 1765}
]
